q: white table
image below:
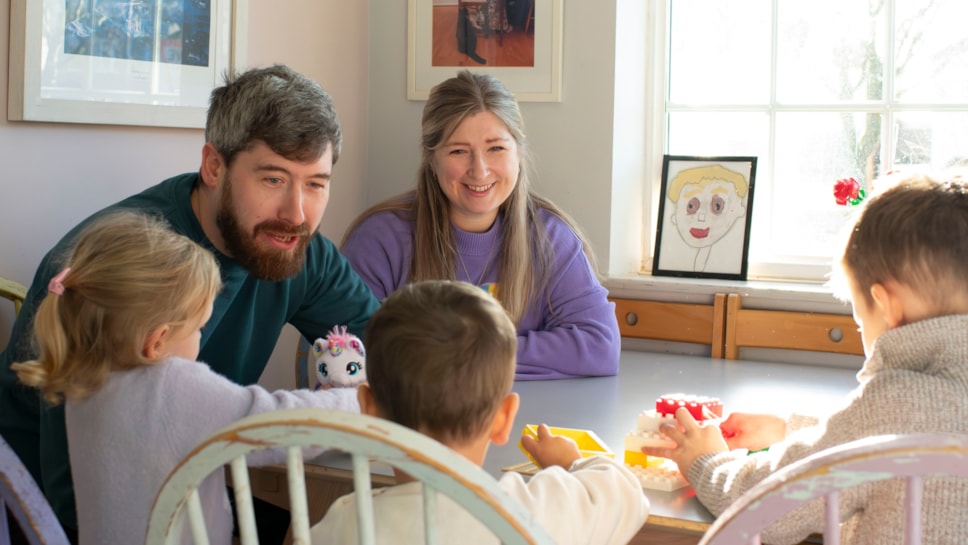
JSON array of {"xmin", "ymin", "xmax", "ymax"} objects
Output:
[
  {"xmin": 490, "ymin": 350, "xmax": 859, "ymax": 533},
  {"xmin": 260, "ymin": 350, "xmax": 858, "ymax": 543}
]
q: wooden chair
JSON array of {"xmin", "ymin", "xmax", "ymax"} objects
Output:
[
  {"xmin": 698, "ymin": 433, "xmax": 968, "ymax": 545},
  {"xmin": 723, "ymin": 293, "xmax": 863, "ymax": 359},
  {"xmin": 0, "ymin": 277, "xmax": 26, "ymax": 317},
  {"xmin": 0, "ymin": 435, "xmax": 70, "ymax": 545},
  {"xmin": 146, "ymin": 408, "xmax": 555, "ymax": 545},
  {"xmin": 611, "ymin": 294, "xmax": 727, "ymax": 358}
]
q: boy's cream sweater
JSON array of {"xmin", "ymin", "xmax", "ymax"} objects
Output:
[{"xmin": 689, "ymin": 314, "xmax": 968, "ymax": 545}]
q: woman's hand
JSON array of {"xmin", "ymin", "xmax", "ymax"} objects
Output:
[
  {"xmin": 719, "ymin": 412, "xmax": 786, "ymax": 451},
  {"xmin": 520, "ymin": 423, "xmax": 582, "ymax": 469},
  {"xmin": 641, "ymin": 408, "xmax": 728, "ymax": 476}
]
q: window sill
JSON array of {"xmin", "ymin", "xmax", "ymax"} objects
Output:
[{"xmin": 603, "ymin": 273, "xmax": 854, "ymax": 315}]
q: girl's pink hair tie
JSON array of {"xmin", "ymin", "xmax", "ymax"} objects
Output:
[{"xmin": 48, "ymin": 268, "xmax": 71, "ymax": 295}]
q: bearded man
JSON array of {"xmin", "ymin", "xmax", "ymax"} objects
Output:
[{"xmin": 0, "ymin": 65, "xmax": 380, "ymax": 543}]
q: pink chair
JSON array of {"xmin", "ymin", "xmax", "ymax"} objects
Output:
[
  {"xmin": 0, "ymin": 436, "xmax": 70, "ymax": 545},
  {"xmin": 698, "ymin": 433, "xmax": 968, "ymax": 545}
]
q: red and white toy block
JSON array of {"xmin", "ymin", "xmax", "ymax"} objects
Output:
[
  {"xmin": 655, "ymin": 393, "xmax": 723, "ymax": 421},
  {"xmin": 625, "ymin": 418, "xmax": 676, "ymax": 451},
  {"xmin": 624, "ymin": 393, "xmax": 723, "ymax": 491}
]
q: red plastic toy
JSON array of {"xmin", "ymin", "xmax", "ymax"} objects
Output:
[{"xmin": 655, "ymin": 394, "xmax": 723, "ymax": 421}]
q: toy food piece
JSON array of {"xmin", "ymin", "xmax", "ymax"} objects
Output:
[
  {"xmin": 518, "ymin": 425, "xmax": 614, "ymax": 467},
  {"xmin": 623, "ymin": 393, "xmax": 724, "ymax": 491}
]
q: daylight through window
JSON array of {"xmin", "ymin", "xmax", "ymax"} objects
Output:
[{"xmin": 655, "ymin": 0, "xmax": 968, "ymax": 280}]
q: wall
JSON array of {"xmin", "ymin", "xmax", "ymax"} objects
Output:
[{"xmin": 0, "ymin": 1, "xmax": 369, "ymax": 390}]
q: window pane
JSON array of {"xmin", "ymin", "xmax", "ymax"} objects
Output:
[
  {"xmin": 668, "ymin": 0, "xmax": 771, "ymax": 104},
  {"xmin": 668, "ymin": 112, "xmax": 772, "ymax": 261},
  {"xmin": 894, "ymin": 0, "xmax": 968, "ymax": 103},
  {"xmin": 766, "ymin": 112, "xmax": 884, "ymax": 259},
  {"xmin": 667, "ymin": 112, "xmax": 769, "ymax": 157},
  {"xmin": 893, "ymin": 112, "xmax": 968, "ymax": 168},
  {"xmin": 776, "ymin": 1, "xmax": 886, "ymax": 103}
]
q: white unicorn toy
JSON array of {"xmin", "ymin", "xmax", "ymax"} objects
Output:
[{"xmin": 312, "ymin": 325, "xmax": 366, "ymax": 389}]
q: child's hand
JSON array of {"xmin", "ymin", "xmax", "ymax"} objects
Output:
[
  {"xmin": 520, "ymin": 423, "xmax": 582, "ymax": 469},
  {"xmin": 641, "ymin": 407, "xmax": 728, "ymax": 476},
  {"xmin": 719, "ymin": 412, "xmax": 785, "ymax": 451}
]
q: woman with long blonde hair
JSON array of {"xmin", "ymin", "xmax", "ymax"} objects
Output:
[{"xmin": 342, "ymin": 71, "xmax": 619, "ymax": 379}]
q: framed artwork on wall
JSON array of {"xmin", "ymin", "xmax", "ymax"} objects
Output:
[
  {"xmin": 407, "ymin": 0, "xmax": 562, "ymax": 102},
  {"xmin": 7, "ymin": 0, "xmax": 248, "ymax": 128},
  {"xmin": 652, "ymin": 155, "xmax": 758, "ymax": 281}
]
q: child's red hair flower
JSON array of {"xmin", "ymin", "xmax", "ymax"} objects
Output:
[{"xmin": 833, "ymin": 177, "xmax": 865, "ymax": 206}]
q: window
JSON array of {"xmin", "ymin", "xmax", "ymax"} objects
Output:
[{"xmin": 651, "ymin": 0, "xmax": 968, "ymax": 281}]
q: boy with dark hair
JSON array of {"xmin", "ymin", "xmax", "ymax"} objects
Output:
[{"xmin": 312, "ymin": 280, "xmax": 648, "ymax": 544}]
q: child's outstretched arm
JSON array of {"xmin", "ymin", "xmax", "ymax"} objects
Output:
[
  {"xmin": 520, "ymin": 423, "xmax": 582, "ymax": 469},
  {"xmin": 720, "ymin": 412, "xmax": 787, "ymax": 451},
  {"xmin": 509, "ymin": 423, "xmax": 649, "ymax": 545},
  {"xmin": 641, "ymin": 407, "xmax": 728, "ymax": 475}
]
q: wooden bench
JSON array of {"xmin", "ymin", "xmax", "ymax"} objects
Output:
[
  {"xmin": 722, "ymin": 293, "xmax": 863, "ymax": 359},
  {"xmin": 611, "ymin": 292, "xmax": 863, "ymax": 361},
  {"xmin": 611, "ymin": 295, "xmax": 728, "ymax": 358}
]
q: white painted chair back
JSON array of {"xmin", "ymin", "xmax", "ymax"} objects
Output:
[
  {"xmin": 0, "ymin": 435, "xmax": 70, "ymax": 545},
  {"xmin": 146, "ymin": 408, "xmax": 555, "ymax": 545},
  {"xmin": 698, "ymin": 433, "xmax": 968, "ymax": 545}
]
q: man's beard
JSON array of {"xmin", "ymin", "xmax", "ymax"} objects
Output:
[{"xmin": 216, "ymin": 178, "xmax": 312, "ymax": 281}]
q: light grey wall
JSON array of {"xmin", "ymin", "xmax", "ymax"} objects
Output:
[{"xmin": 366, "ymin": 1, "xmax": 638, "ymax": 275}]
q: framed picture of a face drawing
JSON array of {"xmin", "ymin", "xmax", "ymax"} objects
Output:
[{"xmin": 652, "ymin": 155, "xmax": 758, "ymax": 281}]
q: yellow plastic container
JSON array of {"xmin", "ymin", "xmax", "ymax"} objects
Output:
[{"xmin": 518, "ymin": 425, "xmax": 614, "ymax": 467}]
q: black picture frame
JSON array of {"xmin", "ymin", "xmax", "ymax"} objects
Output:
[{"xmin": 652, "ymin": 155, "xmax": 757, "ymax": 281}]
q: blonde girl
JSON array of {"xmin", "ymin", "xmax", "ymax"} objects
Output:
[
  {"xmin": 13, "ymin": 211, "xmax": 358, "ymax": 545},
  {"xmin": 14, "ymin": 212, "xmax": 220, "ymax": 405}
]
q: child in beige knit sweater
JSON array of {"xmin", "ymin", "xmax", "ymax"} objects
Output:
[{"xmin": 644, "ymin": 170, "xmax": 968, "ymax": 545}]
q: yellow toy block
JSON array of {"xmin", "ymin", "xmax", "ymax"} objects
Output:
[
  {"xmin": 623, "ymin": 450, "xmax": 664, "ymax": 468},
  {"xmin": 518, "ymin": 425, "xmax": 614, "ymax": 467}
]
